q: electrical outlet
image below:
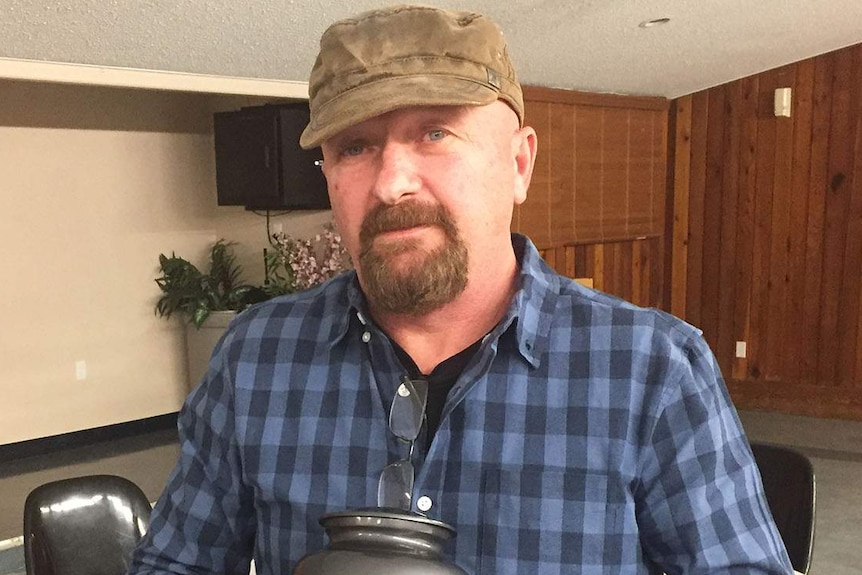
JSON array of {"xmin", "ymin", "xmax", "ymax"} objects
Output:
[
  {"xmin": 75, "ymin": 360, "xmax": 87, "ymax": 381},
  {"xmin": 735, "ymin": 341, "xmax": 747, "ymax": 359}
]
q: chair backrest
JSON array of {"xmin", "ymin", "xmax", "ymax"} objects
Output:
[
  {"xmin": 749, "ymin": 442, "xmax": 816, "ymax": 574},
  {"xmin": 23, "ymin": 474, "xmax": 152, "ymax": 575}
]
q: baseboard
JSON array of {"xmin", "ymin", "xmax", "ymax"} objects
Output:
[
  {"xmin": 0, "ymin": 413, "xmax": 178, "ymax": 463},
  {"xmin": 0, "ymin": 538, "xmax": 23, "ymax": 575}
]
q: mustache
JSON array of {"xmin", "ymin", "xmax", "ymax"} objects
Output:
[{"xmin": 359, "ymin": 202, "xmax": 456, "ymax": 244}]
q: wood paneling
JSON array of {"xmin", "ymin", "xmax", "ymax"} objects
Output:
[
  {"xmin": 669, "ymin": 43, "xmax": 862, "ymax": 419},
  {"xmin": 670, "ymin": 95, "xmax": 691, "ymax": 317},
  {"xmin": 538, "ymin": 237, "xmax": 664, "ymax": 309},
  {"xmin": 732, "ymin": 76, "xmax": 759, "ymax": 382},
  {"xmin": 516, "ymin": 86, "xmax": 668, "ymax": 248},
  {"xmin": 518, "ymin": 87, "xmax": 669, "ymax": 310}
]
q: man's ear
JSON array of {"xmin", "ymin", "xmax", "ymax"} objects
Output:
[{"xmin": 512, "ymin": 126, "xmax": 537, "ymax": 206}]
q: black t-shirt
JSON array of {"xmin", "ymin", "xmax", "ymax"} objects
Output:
[{"xmin": 391, "ymin": 337, "xmax": 482, "ymax": 445}]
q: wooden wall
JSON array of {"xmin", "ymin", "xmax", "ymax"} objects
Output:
[
  {"xmin": 538, "ymin": 238, "xmax": 664, "ymax": 308},
  {"xmin": 519, "ymin": 86, "xmax": 668, "ymax": 309},
  {"xmin": 670, "ymin": 43, "xmax": 862, "ymax": 419}
]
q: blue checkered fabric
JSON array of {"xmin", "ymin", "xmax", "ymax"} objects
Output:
[{"xmin": 129, "ymin": 234, "xmax": 792, "ymax": 575}]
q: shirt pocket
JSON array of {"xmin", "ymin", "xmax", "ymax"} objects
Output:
[{"xmin": 478, "ymin": 468, "xmax": 626, "ymax": 574}]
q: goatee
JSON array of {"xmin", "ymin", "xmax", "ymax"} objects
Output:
[{"xmin": 358, "ymin": 201, "xmax": 468, "ymax": 315}]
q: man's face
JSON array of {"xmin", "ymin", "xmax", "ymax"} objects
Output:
[{"xmin": 320, "ymin": 101, "xmax": 531, "ymax": 316}]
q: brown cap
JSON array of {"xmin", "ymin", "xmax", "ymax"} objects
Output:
[{"xmin": 300, "ymin": 4, "xmax": 524, "ymax": 149}]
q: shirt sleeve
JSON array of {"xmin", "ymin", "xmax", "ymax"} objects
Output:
[
  {"xmin": 635, "ymin": 330, "xmax": 794, "ymax": 574},
  {"xmin": 127, "ymin": 337, "xmax": 256, "ymax": 575}
]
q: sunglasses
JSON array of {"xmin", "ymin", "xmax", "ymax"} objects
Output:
[{"xmin": 378, "ymin": 375, "xmax": 428, "ymax": 510}]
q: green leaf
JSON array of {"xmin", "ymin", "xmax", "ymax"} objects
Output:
[{"xmin": 154, "ymin": 240, "xmax": 254, "ymax": 325}]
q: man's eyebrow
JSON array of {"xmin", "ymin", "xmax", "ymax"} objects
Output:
[
  {"xmin": 326, "ymin": 130, "xmax": 367, "ymax": 148},
  {"xmin": 418, "ymin": 106, "xmax": 469, "ymax": 120}
]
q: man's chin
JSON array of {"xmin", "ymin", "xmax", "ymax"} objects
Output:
[
  {"xmin": 357, "ymin": 227, "xmax": 469, "ymax": 315},
  {"xmin": 370, "ymin": 229, "xmax": 443, "ymax": 254},
  {"xmin": 364, "ymin": 237, "xmax": 433, "ymax": 265},
  {"xmin": 366, "ymin": 251, "xmax": 429, "ymax": 280}
]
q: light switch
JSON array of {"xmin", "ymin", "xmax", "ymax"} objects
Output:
[{"xmin": 75, "ymin": 360, "xmax": 87, "ymax": 381}]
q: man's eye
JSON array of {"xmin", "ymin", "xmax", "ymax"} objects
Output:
[
  {"xmin": 340, "ymin": 143, "xmax": 365, "ymax": 157},
  {"xmin": 426, "ymin": 129, "xmax": 447, "ymax": 142}
]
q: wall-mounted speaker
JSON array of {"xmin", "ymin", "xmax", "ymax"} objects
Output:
[{"xmin": 213, "ymin": 103, "xmax": 330, "ymax": 210}]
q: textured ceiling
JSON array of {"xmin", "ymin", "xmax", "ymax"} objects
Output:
[{"xmin": 2, "ymin": 0, "xmax": 861, "ymax": 99}]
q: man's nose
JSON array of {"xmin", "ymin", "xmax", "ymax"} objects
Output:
[{"xmin": 372, "ymin": 143, "xmax": 422, "ymax": 204}]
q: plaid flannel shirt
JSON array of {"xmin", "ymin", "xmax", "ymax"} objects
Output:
[{"xmin": 129, "ymin": 234, "xmax": 792, "ymax": 575}]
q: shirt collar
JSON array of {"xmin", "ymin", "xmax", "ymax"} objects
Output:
[
  {"xmin": 508, "ymin": 233, "xmax": 558, "ymax": 368},
  {"xmin": 326, "ymin": 271, "xmax": 366, "ymax": 348},
  {"xmin": 328, "ymin": 234, "xmax": 559, "ymax": 368}
]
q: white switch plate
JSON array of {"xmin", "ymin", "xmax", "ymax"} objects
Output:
[
  {"xmin": 735, "ymin": 341, "xmax": 747, "ymax": 359},
  {"xmin": 75, "ymin": 360, "xmax": 87, "ymax": 381}
]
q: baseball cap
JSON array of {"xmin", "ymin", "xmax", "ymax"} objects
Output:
[{"xmin": 299, "ymin": 4, "xmax": 524, "ymax": 149}]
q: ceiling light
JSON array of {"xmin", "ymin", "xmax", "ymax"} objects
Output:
[{"xmin": 639, "ymin": 17, "xmax": 670, "ymax": 28}]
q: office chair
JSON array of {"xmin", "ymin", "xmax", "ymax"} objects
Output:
[
  {"xmin": 23, "ymin": 474, "xmax": 152, "ymax": 575},
  {"xmin": 750, "ymin": 442, "xmax": 816, "ymax": 574}
]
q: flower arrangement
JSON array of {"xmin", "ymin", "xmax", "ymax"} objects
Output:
[{"xmin": 264, "ymin": 221, "xmax": 352, "ymax": 296}]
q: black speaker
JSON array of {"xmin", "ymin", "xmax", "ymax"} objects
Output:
[{"xmin": 213, "ymin": 103, "xmax": 330, "ymax": 210}]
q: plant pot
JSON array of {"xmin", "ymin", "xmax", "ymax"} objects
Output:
[{"xmin": 184, "ymin": 310, "xmax": 236, "ymax": 390}]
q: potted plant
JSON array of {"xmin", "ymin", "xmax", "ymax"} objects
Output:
[
  {"xmin": 155, "ymin": 239, "xmax": 268, "ymax": 328},
  {"xmin": 154, "ymin": 227, "xmax": 352, "ymax": 389},
  {"xmin": 154, "ymin": 239, "xmax": 268, "ymax": 388}
]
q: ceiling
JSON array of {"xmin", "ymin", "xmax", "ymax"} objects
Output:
[{"xmin": 2, "ymin": 0, "xmax": 861, "ymax": 99}]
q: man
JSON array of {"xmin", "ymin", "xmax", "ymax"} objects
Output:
[{"xmin": 129, "ymin": 5, "xmax": 793, "ymax": 574}]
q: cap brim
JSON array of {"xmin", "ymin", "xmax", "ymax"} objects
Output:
[{"xmin": 299, "ymin": 75, "xmax": 499, "ymax": 149}]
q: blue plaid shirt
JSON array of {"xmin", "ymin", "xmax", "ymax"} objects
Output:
[{"xmin": 130, "ymin": 234, "xmax": 792, "ymax": 575}]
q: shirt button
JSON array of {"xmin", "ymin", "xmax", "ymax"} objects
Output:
[
  {"xmin": 362, "ymin": 331, "xmax": 371, "ymax": 343},
  {"xmin": 416, "ymin": 496, "xmax": 433, "ymax": 512}
]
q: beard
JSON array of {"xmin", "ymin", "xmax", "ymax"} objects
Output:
[{"xmin": 358, "ymin": 201, "xmax": 468, "ymax": 316}]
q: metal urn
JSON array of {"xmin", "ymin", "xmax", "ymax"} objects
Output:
[{"xmin": 292, "ymin": 508, "xmax": 467, "ymax": 575}]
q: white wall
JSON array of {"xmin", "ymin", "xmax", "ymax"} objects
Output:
[{"xmin": 0, "ymin": 79, "xmax": 331, "ymax": 445}]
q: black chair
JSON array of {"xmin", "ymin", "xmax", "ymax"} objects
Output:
[
  {"xmin": 749, "ymin": 442, "xmax": 816, "ymax": 574},
  {"xmin": 23, "ymin": 474, "xmax": 152, "ymax": 575}
]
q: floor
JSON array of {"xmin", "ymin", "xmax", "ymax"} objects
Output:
[
  {"xmin": 737, "ymin": 411, "xmax": 862, "ymax": 575},
  {"xmin": 1, "ymin": 410, "xmax": 861, "ymax": 574}
]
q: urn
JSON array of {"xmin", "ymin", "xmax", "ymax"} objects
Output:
[{"xmin": 293, "ymin": 508, "xmax": 467, "ymax": 575}]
